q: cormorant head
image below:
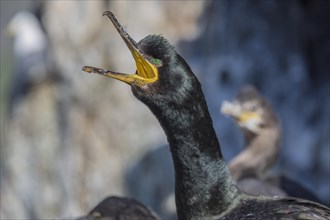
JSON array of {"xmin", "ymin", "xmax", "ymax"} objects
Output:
[
  {"xmin": 83, "ymin": 11, "xmax": 197, "ymax": 107},
  {"xmin": 221, "ymin": 85, "xmax": 278, "ymax": 134}
]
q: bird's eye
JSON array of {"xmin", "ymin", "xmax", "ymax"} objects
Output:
[
  {"xmin": 249, "ymin": 103, "xmax": 260, "ymax": 112},
  {"xmin": 150, "ymin": 58, "xmax": 162, "ymax": 66}
]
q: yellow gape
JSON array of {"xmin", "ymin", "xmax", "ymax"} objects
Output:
[{"xmin": 82, "ymin": 11, "xmax": 159, "ymax": 87}]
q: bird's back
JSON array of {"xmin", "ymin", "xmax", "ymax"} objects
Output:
[
  {"xmin": 221, "ymin": 196, "xmax": 330, "ymax": 220},
  {"xmin": 77, "ymin": 196, "xmax": 159, "ymax": 220}
]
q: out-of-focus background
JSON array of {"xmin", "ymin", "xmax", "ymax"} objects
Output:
[{"xmin": 0, "ymin": 0, "xmax": 329, "ymax": 219}]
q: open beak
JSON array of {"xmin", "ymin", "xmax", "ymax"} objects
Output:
[{"xmin": 82, "ymin": 11, "xmax": 158, "ymax": 86}]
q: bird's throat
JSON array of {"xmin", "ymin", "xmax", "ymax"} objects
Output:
[{"xmin": 143, "ymin": 85, "xmax": 239, "ymax": 219}]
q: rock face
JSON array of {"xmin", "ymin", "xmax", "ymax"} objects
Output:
[{"xmin": 1, "ymin": 0, "xmax": 329, "ymax": 219}]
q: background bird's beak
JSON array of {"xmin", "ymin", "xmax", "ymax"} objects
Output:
[
  {"xmin": 82, "ymin": 11, "xmax": 158, "ymax": 86},
  {"xmin": 236, "ymin": 112, "xmax": 260, "ymax": 124},
  {"xmin": 221, "ymin": 101, "xmax": 260, "ymax": 123}
]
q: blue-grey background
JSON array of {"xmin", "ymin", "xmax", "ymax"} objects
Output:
[{"xmin": 1, "ymin": 0, "xmax": 329, "ymax": 219}]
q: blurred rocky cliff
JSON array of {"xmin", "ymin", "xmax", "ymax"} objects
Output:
[{"xmin": 0, "ymin": 0, "xmax": 329, "ymax": 219}]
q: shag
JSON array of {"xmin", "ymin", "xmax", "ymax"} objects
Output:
[
  {"xmin": 221, "ymin": 85, "xmax": 280, "ymax": 181},
  {"xmin": 83, "ymin": 11, "xmax": 330, "ymax": 220},
  {"xmin": 77, "ymin": 196, "xmax": 159, "ymax": 220},
  {"xmin": 221, "ymin": 85, "xmax": 323, "ymax": 202},
  {"xmin": 7, "ymin": 11, "xmax": 49, "ymax": 115}
]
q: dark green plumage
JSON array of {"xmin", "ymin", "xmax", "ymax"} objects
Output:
[
  {"xmin": 133, "ymin": 35, "xmax": 238, "ymax": 219},
  {"xmin": 222, "ymin": 197, "xmax": 330, "ymax": 220}
]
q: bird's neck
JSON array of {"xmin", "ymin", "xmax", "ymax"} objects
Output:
[{"xmin": 146, "ymin": 86, "xmax": 240, "ymax": 219}]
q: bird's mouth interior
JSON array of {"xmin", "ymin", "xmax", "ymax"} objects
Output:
[{"xmin": 82, "ymin": 11, "xmax": 158, "ymax": 86}]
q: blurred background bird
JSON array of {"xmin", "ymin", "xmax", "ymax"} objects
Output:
[
  {"xmin": 6, "ymin": 10, "xmax": 62, "ymax": 118},
  {"xmin": 221, "ymin": 85, "xmax": 323, "ymax": 204},
  {"xmin": 0, "ymin": 0, "xmax": 329, "ymax": 219},
  {"xmin": 221, "ymin": 85, "xmax": 281, "ymax": 181},
  {"xmin": 76, "ymin": 196, "xmax": 159, "ymax": 220}
]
